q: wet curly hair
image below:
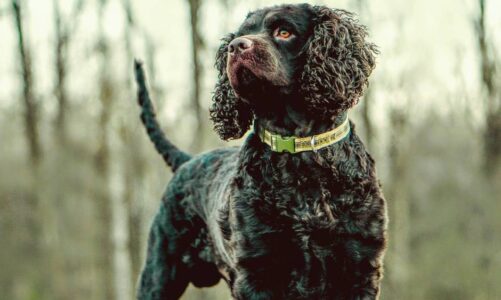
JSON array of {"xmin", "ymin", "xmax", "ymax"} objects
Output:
[
  {"xmin": 209, "ymin": 33, "xmax": 254, "ymax": 140},
  {"xmin": 135, "ymin": 4, "xmax": 387, "ymax": 299}
]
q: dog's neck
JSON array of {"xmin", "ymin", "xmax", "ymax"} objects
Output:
[{"xmin": 252, "ymin": 97, "xmax": 348, "ymax": 138}]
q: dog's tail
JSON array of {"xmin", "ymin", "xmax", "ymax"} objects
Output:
[{"xmin": 134, "ymin": 60, "xmax": 191, "ymax": 172}]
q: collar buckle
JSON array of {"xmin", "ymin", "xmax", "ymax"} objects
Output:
[{"xmin": 271, "ymin": 135, "xmax": 295, "ymax": 153}]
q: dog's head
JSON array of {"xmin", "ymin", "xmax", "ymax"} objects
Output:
[{"xmin": 210, "ymin": 4, "xmax": 378, "ymax": 140}]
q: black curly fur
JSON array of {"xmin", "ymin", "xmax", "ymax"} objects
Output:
[
  {"xmin": 210, "ymin": 34, "xmax": 254, "ymax": 140},
  {"xmin": 137, "ymin": 4, "xmax": 387, "ymax": 300},
  {"xmin": 301, "ymin": 8, "xmax": 378, "ymax": 117}
]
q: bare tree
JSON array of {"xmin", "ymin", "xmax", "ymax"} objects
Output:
[
  {"xmin": 11, "ymin": 0, "xmax": 41, "ymax": 165},
  {"xmin": 53, "ymin": 0, "xmax": 84, "ymax": 146},
  {"xmin": 109, "ymin": 153, "xmax": 134, "ymax": 300},
  {"xmin": 10, "ymin": 2, "xmax": 50, "ymax": 298},
  {"xmin": 122, "ymin": 0, "xmax": 145, "ymax": 283},
  {"xmin": 187, "ymin": 0, "xmax": 205, "ymax": 150},
  {"xmin": 92, "ymin": 1, "xmax": 135, "ymax": 298},
  {"xmin": 94, "ymin": 1, "xmax": 114, "ymax": 299},
  {"xmin": 361, "ymin": 85, "xmax": 375, "ymax": 150},
  {"xmin": 385, "ymin": 106, "xmax": 411, "ymax": 300},
  {"xmin": 354, "ymin": 0, "xmax": 376, "ymax": 151},
  {"xmin": 475, "ymin": 0, "xmax": 501, "ymax": 175}
]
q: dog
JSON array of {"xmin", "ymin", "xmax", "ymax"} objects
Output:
[{"xmin": 135, "ymin": 3, "xmax": 387, "ymax": 299}]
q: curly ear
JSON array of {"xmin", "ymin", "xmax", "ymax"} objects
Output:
[
  {"xmin": 301, "ymin": 7, "xmax": 378, "ymax": 116},
  {"xmin": 209, "ymin": 34, "xmax": 253, "ymax": 140}
]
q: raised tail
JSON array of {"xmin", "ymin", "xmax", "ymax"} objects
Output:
[{"xmin": 134, "ymin": 60, "xmax": 191, "ymax": 172}]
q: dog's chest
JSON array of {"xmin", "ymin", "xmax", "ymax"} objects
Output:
[
  {"xmin": 244, "ymin": 155, "xmax": 346, "ymax": 224},
  {"xmin": 211, "ymin": 159, "xmax": 357, "ymax": 292},
  {"xmin": 223, "ymin": 155, "xmax": 351, "ymax": 258}
]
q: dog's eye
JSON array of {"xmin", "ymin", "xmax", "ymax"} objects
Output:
[
  {"xmin": 279, "ymin": 30, "xmax": 291, "ymax": 38},
  {"xmin": 274, "ymin": 28, "xmax": 293, "ymax": 40}
]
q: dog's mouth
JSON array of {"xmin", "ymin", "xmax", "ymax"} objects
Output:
[
  {"xmin": 227, "ymin": 59, "xmax": 262, "ymax": 96},
  {"xmin": 226, "ymin": 48, "xmax": 290, "ymax": 97}
]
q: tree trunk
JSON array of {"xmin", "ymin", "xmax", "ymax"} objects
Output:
[
  {"xmin": 187, "ymin": 0, "xmax": 204, "ymax": 150},
  {"xmin": 110, "ymin": 155, "xmax": 134, "ymax": 300},
  {"xmin": 53, "ymin": 0, "xmax": 68, "ymax": 145},
  {"xmin": 94, "ymin": 1, "xmax": 114, "ymax": 299},
  {"xmin": 475, "ymin": 0, "xmax": 501, "ymax": 175},
  {"xmin": 385, "ymin": 108, "xmax": 411, "ymax": 299},
  {"xmin": 122, "ymin": 0, "xmax": 144, "ymax": 284},
  {"xmin": 361, "ymin": 86, "xmax": 375, "ymax": 150},
  {"xmin": 12, "ymin": 0, "xmax": 41, "ymax": 166},
  {"xmin": 11, "ymin": 2, "xmax": 48, "ymax": 298},
  {"xmin": 354, "ymin": 0, "xmax": 375, "ymax": 151},
  {"xmin": 95, "ymin": 77, "xmax": 115, "ymax": 300},
  {"xmin": 52, "ymin": 0, "xmax": 84, "ymax": 147}
]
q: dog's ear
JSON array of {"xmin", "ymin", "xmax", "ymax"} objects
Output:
[
  {"xmin": 210, "ymin": 34, "xmax": 253, "ymax": 140},
  {"xmin": 301, "ymin": 7, "xmax": 378, "ymax": 116}
]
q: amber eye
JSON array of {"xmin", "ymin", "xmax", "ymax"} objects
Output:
[{"xmin": 274, "ymin": 28, "xmax": 292, "ymax": 39}]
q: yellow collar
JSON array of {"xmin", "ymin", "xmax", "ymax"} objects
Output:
[{"xmin": 257, "ymin": 117, "xmax": 350, "ymax": 153}]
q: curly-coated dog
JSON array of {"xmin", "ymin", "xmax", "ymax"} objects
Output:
[{"xmin": 135, "ymin": 3, "xmax": 387, "ymax": 300}]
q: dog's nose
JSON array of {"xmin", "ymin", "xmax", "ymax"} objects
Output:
[{"xmin": 228, "ymin": 37, "xmax": 253, "ymax": 55}]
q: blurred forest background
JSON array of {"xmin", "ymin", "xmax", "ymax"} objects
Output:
[{"xmin": 0, "ymin": 0, "xmax": 500, "ymax": 299}]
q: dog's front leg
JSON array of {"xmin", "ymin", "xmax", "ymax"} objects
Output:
[
  {"xmin": 350, "ymin": 258, "xmax": 383, "ymax": 300},
  {"xmin": 229, "ymin": 227, "xmax": 298, "ymax": 300},
  {"xmin": 232, "ymin": 253, "xmax": 290, "ymax": 300},
  {"xmin": 339, "ymin": 234, "xmax": 386, "ymax": 300},
  {"xmin": 232, "ymin": 272, "xmax": 274, "ymax": 300},
  {"xmin": 137, "ymin": 203, "xmax": 191, "ymax": 300}
]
